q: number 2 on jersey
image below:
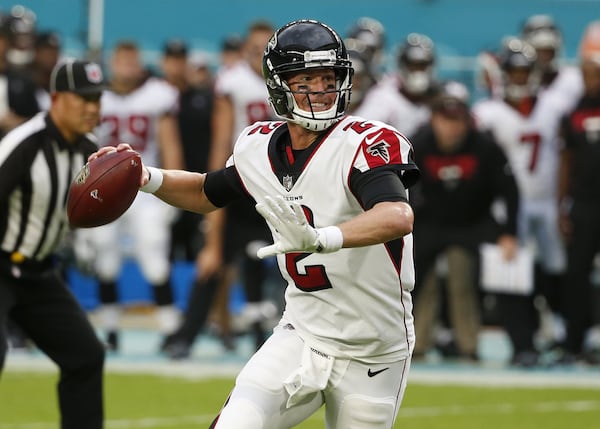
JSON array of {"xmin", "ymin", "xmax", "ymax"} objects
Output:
[{"xmin": 284, "ymin": 205, "xmax": 333, "ymax": 292}]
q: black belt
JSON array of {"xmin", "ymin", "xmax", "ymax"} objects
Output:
[{"xmin": 0, "ymin": 250, "xmax": 55, "ymax": 277}]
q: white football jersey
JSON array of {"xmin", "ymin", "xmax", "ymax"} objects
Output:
[
  {"xmin": 96, "ymin": 77, "xmax": 179, "ymax": 167},
  {"xmin": 354, "ymin": 74, "xmax": 431, "ymax": 138},
  {"xmin": 539, "ymin": 65, "xmax": 584, "ymax": 118},
  {"xmin": 472, "ymin": 92, "xmax": 565, "ymax": 200},
  {"xmin": 229, "ymin": 116, "xmax": 417, "ymax": 362},
  {"xmin": 214, "ymin": 60, "xmax": 273, "ymax": 145}
]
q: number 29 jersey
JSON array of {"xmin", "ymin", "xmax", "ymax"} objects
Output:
[
  {"xmin": 229, "ymin": 116, "xmax": 418, "ymax": 363},
  {"xmin": 96, "ymin": 77, "xmax": 179, "ymax": 167}
]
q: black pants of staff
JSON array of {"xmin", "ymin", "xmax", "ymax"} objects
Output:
[
  {"xmin": 0, "ymin": 266, "xmax": 105, "ymax": 429},
  {"xmin": 562, "ymin": 200, "xmax": 600, "ymax": 355}
]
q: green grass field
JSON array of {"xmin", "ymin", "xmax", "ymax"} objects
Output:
[{"xmin": 2, "ymin": 370, "xmax": 600, "ymax": 429}]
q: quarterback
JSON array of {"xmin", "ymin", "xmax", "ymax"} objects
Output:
[{"xmin": 90, "ymin": 19, "xmax": 419, "ymax": 429}]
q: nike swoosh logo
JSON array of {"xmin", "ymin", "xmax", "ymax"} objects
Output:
[
  {"xmin": 367, "ymin": 367, "xmax": 390, "ymax": 377},
  {"xmin": 364, "ymin": 130, "xmax": 384, "ymax": 146}
]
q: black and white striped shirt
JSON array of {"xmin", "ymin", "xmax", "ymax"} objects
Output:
[{"xmin": 0, "ymin": 112, "xmax": 97, "ymax": 263}]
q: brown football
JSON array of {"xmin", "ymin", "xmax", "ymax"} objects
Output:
[{"xmin": 67, "ymin": 149, "xmax": 142, "ymax": 228}]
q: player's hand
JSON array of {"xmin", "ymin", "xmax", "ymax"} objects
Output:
[
  {"xmin": 497, "ymin": 234, "xmax": 518, "ymax": 261},
  {"xmin": 88, "ymin": 144, "xmax": 150, "ymax": 188},
  {"xmin": 558, "ymin": 212, "xmax": 572, "ymax": 242},
  {"xmin": 87, "ymin": 142, "xmax": 133, "ymax": 162},
  {"xmin": 255, "ymin": 196, "xmax": 343, "ymax": 259}
]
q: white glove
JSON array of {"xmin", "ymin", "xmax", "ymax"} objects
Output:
[{"xmin": 255, "ymin": 196, "xmax": 343, "ymax": 259}]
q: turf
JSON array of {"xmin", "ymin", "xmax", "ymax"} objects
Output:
[{"xmin": 1, "ymin": 371, "xmax": 599, "ymax": 429}]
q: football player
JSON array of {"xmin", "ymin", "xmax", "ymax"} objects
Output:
[
  {"xmin": 521, "ymin": 14, "xmax": 583, "ymax": 115},
  {"xmin": 345, "ymin": 16, "xmax": 386, "ymax": 80},
  {"xmin": 161, "ymin": 21, "xmax": 280, "ymax": 358},
  {"xmin": 472, "ymin": 38, "xmax": 568, "ymax": 366},
  {"xmin": 0, "ymin": 8, "xmax": 40, "ymax": 139},
  {"xmin": 87, "ymin": 40, "xmax": 185, "ymax": 350},
  {"xmin": 355, "ymin": 32, "xmax": 436, "ymax": 138},
  {"xmin": 345, "ymin": 41, "xmax": 379, "ymax": 113},
  {"xmin": 89, "ymin": 19, "xmax": 419, "ymax": 428}
]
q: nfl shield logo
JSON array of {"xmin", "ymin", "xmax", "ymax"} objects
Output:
[
  {"xmin": 283, "ymin": 175, "xmax": 293, "ymax": 191},
  {"xmin": 84, "ymin": 63, "xmax": 103, "ymax": 83}
]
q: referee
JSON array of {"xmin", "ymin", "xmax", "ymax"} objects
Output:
[{"xmin": 0, "ymin": 60, "xmax": 106, "ymax": 428}]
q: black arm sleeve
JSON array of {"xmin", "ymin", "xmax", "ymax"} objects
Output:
[
  {"xmin": 203, "ymin": 166, "xmax": 245, "ymax": 207},
  {"xmin": 349, "ymin": 167, "xmax": 410, "ymax": 210}
]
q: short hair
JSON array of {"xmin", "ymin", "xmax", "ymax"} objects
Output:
[
  {"xmin": 113, "ymin": 40, "xmax": 139, "ymax": 54},
  {"xmin": 247, "ymin": 20, "xmax": 275, "ymax": 36}
]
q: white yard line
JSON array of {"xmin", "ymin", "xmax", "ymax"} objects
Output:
[
  {"xmin": 3, "ymin": 400, "xmax": 599, "ymax": 429},
  {"xmin": 6, "ymin": 351, "xmax": 600, "ymax": 388}
]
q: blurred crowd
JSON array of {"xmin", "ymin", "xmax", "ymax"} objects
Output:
[{"xmin": 2, "ymin": 4, "xmax": 600, "ymax": 368}]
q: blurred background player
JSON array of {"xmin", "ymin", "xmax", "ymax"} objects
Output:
[
  {"xmin": 520, "ymin": 14, "xmax": 583, "ymax": 114},
  {"xmin": 187, "ymin": 51, "xmax": 213, "ymax": 88},
  {"xmin": 0, "ymin": 7, "xmax": 39, "ymax": 139},
  {"xmin": 0, "ymin": 6, "xmax": 41, "ymax": 349},
  {"xmin": 161, "ymin": 21, "xmax": 281, "ymax": 359},
  {"xmin": 557, "ymin": 21, "xmax": 600, "ymax": 365},
  {"xmin": 218, "ymin": 34, "xmax": 243, "ymax": 71},
  {"xmin": 159, "ymin": 39, "xmax": 214, "ymax": 263},
  {"xmin": 2, "ymin": 5, "xmax": 36, "ymax": 69},
  {"xmin": 88, "ymin": 40, "xmax": 185, "ymax": 350},
  {"xmin": 517, "ymin": 15, "xmax": 586, "ymax": 351},
  {"xmin": 355, "ymin": 32, "xmax": 437, "ymax": 138},
  {"xmin": 475, "ymin": 15, "xmax": 583, "ymax": 107},
  {"xmin": 345, "ymin": 16, "xmax": 386, "ymax": 81},
  {"xmin": 472, "ymin": 38, "xmax": 568, "ymax": 366},
  {"xmin": 345, "ymin": 46, "xmax": 376, "ymax": 113},
  {"xmin": 29, "ymin": 30, "xmax": 62, "ymax": 110},
  {"xmin": 410, "ymin": 81, "xmax": 519, "ymax": 363},
  {"xmin": 344, "ymin": 18, "xmax": 385, "ymax": 114}
]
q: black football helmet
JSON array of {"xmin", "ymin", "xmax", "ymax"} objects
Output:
[
  {"xmin": 498, "ymin": 37, "xmax": 538, "ymax": 101},
  {"xmin": 346, "ymin": 44, "xmax": 375, "ymax": 109},
  {"xmin": 397, "ymin": 33, "xmax": 436, "ymax": 95},
  {"xmin": 346, "ymin": 17, "xmax": 385, "ymax": 73},
  {"xmin": 347, "ymin": 17, "xmax": 385, "ymax": 53},
  {"xmin": 262, "ymin": 19, "xmax": 353, "ymax": 131},
  {"xmin": 4, "ymin": 5, "xmax": 36, "ymax": 66},
  {"xmin": 521, "ymin": 15, "xmax": 562, "ymax": 53}
]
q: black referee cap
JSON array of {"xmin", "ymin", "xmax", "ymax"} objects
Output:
[{"xmin": 50, "ymin": 60, "xmax": 106, "ymax": 95}]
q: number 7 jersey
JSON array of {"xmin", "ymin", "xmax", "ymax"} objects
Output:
[
  {"xmin": 229, "ymin": 116, "xmax": 418, "ymax": 363},
  {"xmin": 472, "ymin": 92, "xmax": 565, "ymax": 200}
]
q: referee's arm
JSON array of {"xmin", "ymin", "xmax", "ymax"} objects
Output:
[{"xmin": 0, "ymin": 141, "xmax": 32, "ymax": 197}]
